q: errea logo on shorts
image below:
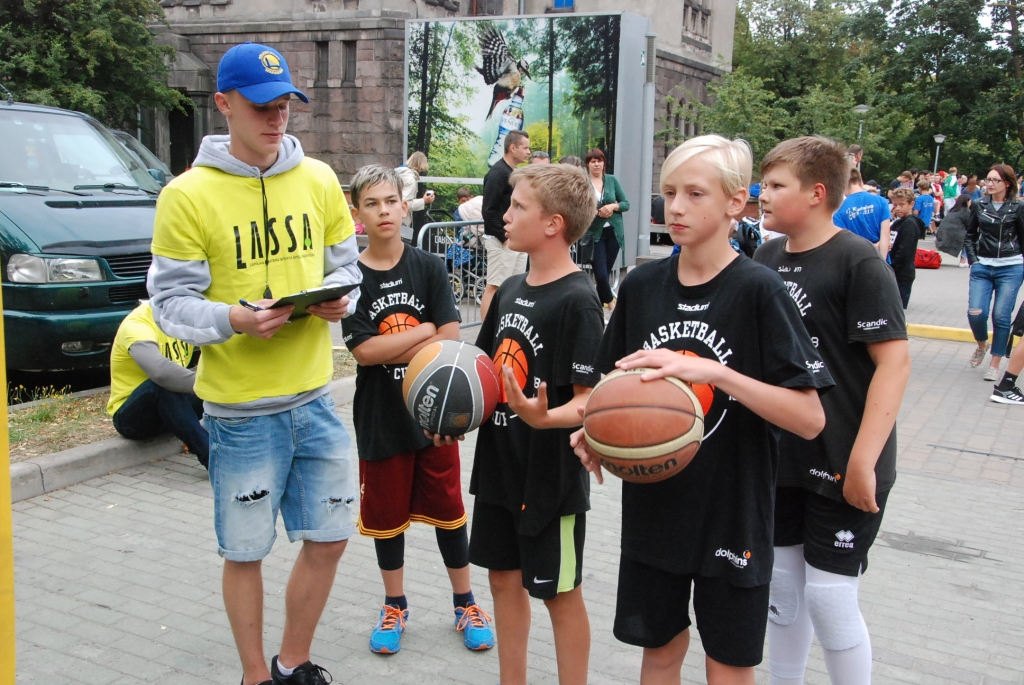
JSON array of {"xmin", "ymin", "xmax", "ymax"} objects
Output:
[
  {"xmin": 715, "ymin": 548, "xmax": 752, "ymax": 568},
  {"xmin": 835, "ymin": 530, "xmax": 855, "ymax": 549},
  {"xmin": 809, "ymin": 468, "xmax": 841, "ymax": 483},
  {"xmin": 856, "ymin": 318, "xmax": 888, "ymax": 331},
  {"xmin": 515, "ymin": 298, "xmax": 536, "ymax": 308},
  {"xmin": 573, "ymin": 363, "xmax": 594, "ymax": 375}
]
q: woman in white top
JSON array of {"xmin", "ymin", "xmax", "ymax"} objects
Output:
[{"xmin": 396, "ymin": 151, "xmax": 434, "ymax": 242}]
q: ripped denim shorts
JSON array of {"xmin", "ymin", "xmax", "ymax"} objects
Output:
[{"xmin": 207, "ymin": 394, "xmax": 356, "ymax": 562}]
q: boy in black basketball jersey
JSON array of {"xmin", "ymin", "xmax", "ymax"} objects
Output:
[
  {"xmin": 341, "ymin": 165, "xmax": 494, "ymax": 655},
  {"xmin": 572, "ymin": 135, "xmax": 831, "ymax": 684},
  {"xmin": 456, "ymin": 163, "xmax": 604, "ymax": 685},
  {"xmin": 754, "ymin": 137, "xmax": 910, "ymax": 685}
]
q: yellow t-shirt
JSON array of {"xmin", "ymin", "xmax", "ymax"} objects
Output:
[
  {"xmin": 107, "ymin": 303, "xmax": 195, "ymax": 416},
  {"xmin": 150, "ymin": 158, "xmax": 354, "ymax": 404}
]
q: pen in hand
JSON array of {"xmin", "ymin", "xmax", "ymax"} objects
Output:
[{"xmin": 238, "ymin": 299, "xmax": 265, "ymax": 312}]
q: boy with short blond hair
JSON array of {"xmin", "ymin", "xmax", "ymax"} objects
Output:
[
  {"xmin": 341, "ymin": 165, "xmax": 494, "ymax": 655},
  {"xmin": 465, "ymin": 162, "xmax": 604, "ymax": 685},
  {"xmin": 572, "ymin": 135, "xmax": 831, "ymax": 684},
  {"xmin": 754, "ymin": 136, "xmax": 911, "ymax": 685}
]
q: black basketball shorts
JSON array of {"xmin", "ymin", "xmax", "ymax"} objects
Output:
[
  {"xmin": 613, "ymin": 555, "xmax": 770, "ymax": 668},
  {"xmin": 468, "ymin": 500, "xmax": 585, "ymax": 601},
  {"xmin": 773, "ymin": 486, "xmax": 890, "ymax": 577}
]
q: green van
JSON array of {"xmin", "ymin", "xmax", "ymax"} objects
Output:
[{"xmin": 0, "ymin": 100, "xmax": 164, "ymax": 371}]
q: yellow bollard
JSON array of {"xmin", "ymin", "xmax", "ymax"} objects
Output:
[{"xmin": 0, "ymin": 297, "xmax": 14, "ymax": 682}]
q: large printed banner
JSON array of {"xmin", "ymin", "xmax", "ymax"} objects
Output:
[{"xmin": 406, "ymin": 15, "xmax": 622, "ymax": 178}]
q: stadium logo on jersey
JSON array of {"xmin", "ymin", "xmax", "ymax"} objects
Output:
[
  {"xmin": 715, "ymin": 548, "xmax": 752, "ymax": 568},
  {"xmin": 835, "ymin": 530, "xmax": 855, "ymax": 549},
  {"xmin": 810, "ymin": 468, "xmax": 841, "ymax": 483},
  {"xmin": 677, "ymin": 302, "xmax": 709, "ymax": 312},
  {"xmin": 805, "ymin": 360, "xmax": 826, "ymax": 373},
  {"xmin": 514, "ymin": 298, "xmax": 536, "ymax": 308},
  {"xmin": 380, "ymin": 278, "xmax": 404, "ymax": 289},
  {"xmin": 857, "ymin": 318, "xmax": 888, "ymax": 331}
]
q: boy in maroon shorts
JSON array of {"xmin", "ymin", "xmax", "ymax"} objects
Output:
[{"xmin": 341, "ymin": 165, "xmax": 494, "ymax": 654}]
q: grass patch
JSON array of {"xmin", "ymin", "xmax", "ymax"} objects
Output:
[
  {"xmin": 333, "ymin": 347, "xmax": 358, "ymax": 379},
  {"xmin": 8, "ymin": 391, "xmax": 117, "ymax": 463}
]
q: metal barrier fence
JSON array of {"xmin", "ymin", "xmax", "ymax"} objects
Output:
[
  {"xmin": 415, "ymin": 220, "xmax": 609, "ymax": 328},
  {"xmin": 417, "ymin": 220, "xmax": 488, "ymax": 328}
]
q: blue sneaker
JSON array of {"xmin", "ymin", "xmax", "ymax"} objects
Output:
[
  {"xmin": 369, "ymin": 604, "xmax": 408, "ymax": 654},
  {"xmin": 454, "ymin": 604, "xmax": 495, "ymax": 650}
]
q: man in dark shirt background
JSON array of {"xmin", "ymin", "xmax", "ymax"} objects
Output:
[{"xmin": 480, "ymin": 129, "xmax": 531, "ymax": 319}]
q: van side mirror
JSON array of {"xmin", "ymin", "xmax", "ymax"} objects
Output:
[{"xmin": 147, "ymin": 168, "xmax": 167, "ymax": 186}]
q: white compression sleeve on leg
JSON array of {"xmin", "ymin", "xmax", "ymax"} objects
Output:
[
  {"xmin": 768, "ymin": 546, "xmax": 814, "ymax": 684},
  {"xmin": 805, "ymin": 565, "xmax": 872, "ymax": 685}
]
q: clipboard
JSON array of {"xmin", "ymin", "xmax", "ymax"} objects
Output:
[{"xmin": 268, "ymin": 283, "xmax": 359, "ymax": 319}]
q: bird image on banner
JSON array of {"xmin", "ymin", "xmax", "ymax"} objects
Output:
[{"xmin": 475, "ymin": 25, "xmax": 531, "ymax": 119}]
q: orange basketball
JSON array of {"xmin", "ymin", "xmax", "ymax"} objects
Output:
[
  {"xmin": 378, "ymin": 312, "xmax": 420, "ymax": 335},
  {"xmin": 679, "ymin": 350, "xmax": 715, "ymax": 415},
  {"xmin": 493, "ymin": 338, "xmax": 528, "ymax": 403}
]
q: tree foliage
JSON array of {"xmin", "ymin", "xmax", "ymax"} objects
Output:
[
  {"xmin": 0, "ymin": 0, "xmax": 187, "ymax": 129},
  {"xmin": 666, "ymin": 0, "xmax": 1024, "ymax": 182}
]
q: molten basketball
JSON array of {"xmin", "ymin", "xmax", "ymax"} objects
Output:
[
  {"xmin": 379, "ymin": 312, "xmax": 420, "ymax": 335},
  {"xmin": 492, "ymin": 338, "xmax": 528, "ymax": 403},
  {"xmin": 583, "ymin": 368, "xmax": 704, "ymax": 484},
  {"xmin": 403, "ymin": 340, "xmax": 501, "ymax": 436}
]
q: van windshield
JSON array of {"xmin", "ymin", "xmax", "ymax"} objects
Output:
[{"xmin": 0, "ymin": 109, "xmax": 161, "ymax": 194}]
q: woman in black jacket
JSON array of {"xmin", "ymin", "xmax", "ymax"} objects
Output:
[{"xmin": 965, "ymin": 164, "xmax": 1024, "ymax": 380}]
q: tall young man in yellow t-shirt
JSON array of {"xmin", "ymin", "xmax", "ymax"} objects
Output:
[{"xmin": 147, "ymin": 43, "xmax": 361, "ymax": 685}]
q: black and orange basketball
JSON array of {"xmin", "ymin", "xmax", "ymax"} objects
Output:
[
  {"xmin": 403, "ymin": 340, "xmax": 500, "ymax": 436},
  {"xmin": 379, "ymin": 312, "xmax": 420, "ymax": 335},
  {"xmin": 493, "ymin": 338, "xmax": 528, "ymax": 403},
  {"xmin": 680, "ymin": 350, "xmax": 715, "ymax": 415},
  {"xmin": 583, "ymin": 368, "xmax": 704, "ymax": 484}
]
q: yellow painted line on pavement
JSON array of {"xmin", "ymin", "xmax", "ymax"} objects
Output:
[
  {"xmin": 907, "ymin": 324, "xmax": 1018, "ymax": 346},
  {"xmin": 1, "ymin": 299, "xmax": 15, "ymax": 681}
]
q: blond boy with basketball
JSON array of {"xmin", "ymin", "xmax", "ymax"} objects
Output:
[
  {"xmin": 572, "ymin": 135, "xmax": 830, "ymax": 685},
  {"xmin": 457, "ymin": 163, "xmax": 605, "ymax": 685},
  {"xmin": 341, "ymin": 165, "xmax": 494, "ymax": 655},
  {"xmin": 754, "ymin": 137, "xmax": 910, "ymax": 685}
]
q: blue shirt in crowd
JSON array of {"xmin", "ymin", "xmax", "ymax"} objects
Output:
[
  {"xmin": 913, "ymin": 193, "xmax": 935, "ymax": 227},
  {"xmin": 833, "ymin": 191, "xmax": 892, "ymax": 243}
]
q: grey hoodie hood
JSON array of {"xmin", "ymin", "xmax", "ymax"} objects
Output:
[{"xmin": 192, "ymin": 134, "xmax": 305, "ymax": 178}]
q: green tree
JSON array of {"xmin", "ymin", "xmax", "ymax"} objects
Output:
[{"xmin": 0, "ymin": 0, "xmax": 187, "ymax": 129}]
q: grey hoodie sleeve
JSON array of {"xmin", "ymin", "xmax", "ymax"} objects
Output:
[
  {"xmin": 128, "ymin": 341, "xmax": 197, "ymax": 394},
  {"xmin": 323, "ymin": 234, "xmax": 362, "ymax": 316},
  {"xmin": 147, "ymin": 255, "xmax": 236, "ymax": 346}
]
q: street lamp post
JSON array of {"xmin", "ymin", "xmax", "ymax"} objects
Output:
[
  {"xmin": 933, "ymin": 133, "xmax": 947, "ymax": 173},
  {"xmin": 853, "ymin": 104, "xmax": 870, "ymax": 140}
]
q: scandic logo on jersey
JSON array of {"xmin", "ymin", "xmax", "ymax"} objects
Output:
[
  {"xmin": 232, "ymin": 214, "xmax": 314, "ymax": 269},
  {"xmin": 857, "ymin": 318, "xmax": 888, "ymax": 331}
]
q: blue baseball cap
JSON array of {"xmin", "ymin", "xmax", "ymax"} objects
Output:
[{"xmin": 217, "ymin": 42, "xmax": 309, "ymax": 104}]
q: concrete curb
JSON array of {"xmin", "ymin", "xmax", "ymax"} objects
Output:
[
  {"xmin": 10, "ymin": 375, "xmax": 358, "ymax": 503},
  {"xmin": 906, "ymin": 324, "xmax": 1013, "ymax": 345}
]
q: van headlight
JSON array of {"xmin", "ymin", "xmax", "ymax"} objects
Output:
[{"xmin": 7, "ymin": 254, "xmax": 104, "ymax": 283}]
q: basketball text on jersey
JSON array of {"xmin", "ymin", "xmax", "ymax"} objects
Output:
[
  {"xmin": 496, "ymin": 313, "xmax": 544, "ymax": 355},
  {"xmin": 781, "ymin": 279, "xmax": 813, "ymax": 316},
  {"xmin": 641, "ymin": 321, "xmax": 733, "ymax": 364},
  {"xmin": 368, "ymin": 292, "xmax": 426, "ymax": 318},
  {"xmin": 231, "ymin": 214, "xmax": 315, "ymax": 270}
]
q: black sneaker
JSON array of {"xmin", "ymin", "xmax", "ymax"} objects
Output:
[
  {"xmin": 239, "ymin": 679, "xmax": 272, "ymax": 685},
  {"xmin": 271, "ymin": 656, "xmax": 332, "ymax": 684},
  {"xmin": 990, "ymin": 385, "xmax": 1024, "ymax": 404}
]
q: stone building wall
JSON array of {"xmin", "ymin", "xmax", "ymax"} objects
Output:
[{"xmin": 167, "ymin": 17, "xmax": 408, "ymax": 177}]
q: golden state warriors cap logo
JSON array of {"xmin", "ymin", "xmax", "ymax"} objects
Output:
[{"xmin": 259, "ymin": 51, "xmax": 284, "ymax": 75}]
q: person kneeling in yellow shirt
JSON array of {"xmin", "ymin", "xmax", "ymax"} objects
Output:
[{"xmin": 107, "ymin": 301, "xmax": 207, "ymax": 467}]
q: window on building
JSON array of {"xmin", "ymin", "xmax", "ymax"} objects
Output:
[
  {"xmin": 315, "ymin": 42, "xmax": 329, "ymax": 86},
  {"xmin": 553, "ymin": 0, "xmax": 575, "ymax": 8},
  {"xmin": 683, "ymin": 0, "xmax": 712, "ymax": 41},
  {"xmin": 342, "ymin": 40, "xmax": 357, "ymax": 84}
]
